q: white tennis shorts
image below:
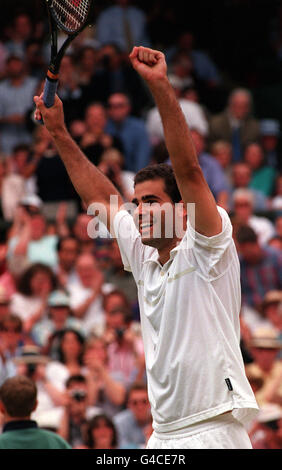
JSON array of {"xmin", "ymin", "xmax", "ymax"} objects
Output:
[{"xmin": 147, "ymin": 413, "xmax": 253, "ymax": 449}]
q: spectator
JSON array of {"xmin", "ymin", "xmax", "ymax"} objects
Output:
[
  {"xmin": 106, "ymin": 93, "xmax": 152, "ymax": 173},
  {"xmin": 83, "ymin": 335, "xmax": 126, "ymax": 418},
  {"xmin": 0, "ymin": 314, "xmax": 23, "ymax": 386},
  {"xmin": 57, "ymin": 55, "xmax": 86, "ymax": 126},
  {"xmin": 84, "ymin": 413, "xmax": 118, "ymax": 449},
  {"xmin": 98, "ymin": 242, "xmax": 138, "ymax": 304},
  {"xmin": 49, "ymin": 328, "xmax": 85, "ymax": 373},
  {"xmin": 72, "ymin": 213, "xmax": 95, "ymax": 255},
  {"xmin": 55, "ymin": 236, "xmax": 80, "ymax": 290},
  {"xmin": 210, "ymin": 140, "xmax": 233, "ymax": 184},
  {"xmin": 209, "ymin": 88, "xmax": 260, "ymax": 161},
  {"xmin": 98, "ymin": 148, "xmax": 135, "ymax": 201},
  {"xmin": 166, "ymin": 30, "xmax": 221, "ymax": 87},
  {"xmin": 31, "ymin": 290, "xmax": 84, "ymax": 349},
  {"xmin": 236, "ymin": 225, "xmax": 282, "ymax": 310},
  {"xmin": 0, "ymin": 55, "xmax": 38, "ymax": 155},
  {"xmin": 78, "ymin": 102, "xmax": 123, "ymax": 167},
  {"xmin": 68, "ymin": 253, "xmax": 105, "ymax": 335},
  {"xmin": 261, "ymin": 291, "xmax": 282, "ymax": 333},
  {"xmin": 260, "ymin": 119, "xmax": 280, "ymax": 168},
  {"xmin": 271, "ymin": 174, "xmax": 282, "ymax": 210},
  {"xmin": 268, "ymin": 235, "xmax": 282, "ymax": 252},
  {"xmin": 146, "ymin": 91, "xmax": 208, "ymax": 146},
  {"xmin": 249, "ymin": 404, "xmax": 282, "ymax": 449},
  {"xmin": 0, "ymin": 375, "xmax": 71, "ymax": 449},
  {"xmin": 113, "ymin": 381, "xmax": 151, "ymax": 448},
  {"xmin": 190, "ymin": 129, "xmax": 229, "ymax": 209},
  {"xmin": 96, "ymin": 0, "xmax": 151, "ymax": 53},
  {"xmin": 10, "ymin": 262, "xmax": 57, "ymax": 335},
  {"xmin": 0, "ymin": 147, "xmax": 27, "ymax": 222},
  {"xmin": 275, "ymin": 215, "xmax": 282, "ymax": 237},
  {"xmin": 233, "ymin": 189, "xmax": 275, "ymax": 245},
  {"xmin": 0, "ymin": 287, "xmax": 12, "ymax": 322},
  {"xmin": 167, "ymin": 51, "xmax": 195, "ymax": 94},
  {"xmin": 74, "ymin": 46, "xmax": 113, "ymax": 108},
  {"xmin": 230, "ymin": 163, "xmax": 268, "ymax": 212},
  {"xmin": 28, "ymin": 126, "xmax": 79, "ymax": 220},
  {"xmin": 57, "ymin": 374, "xmax": 100, "ymax": 448},
  {"xmin": 4, "ymin": 13, "xmax": 33, "ymax": 60},
  {"xmin": 75, "ymin": 46, "xmax": 99, "ymax": 87},
  {"xmin": 7, "ymin": 197, "xmax": 59, "ymax": 270},
  {"xmin": 103, "ymin": 307, "xmax": 145, "ymax": 387},
  {"xmin": 245, "ymin": 328, "xmax": 282, "ymax": 408},
  {"xmin": 244, "ymin": 142, "xmax": 277, "ymax": 198}
]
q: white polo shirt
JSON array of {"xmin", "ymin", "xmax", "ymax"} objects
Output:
[{"xmin": 113, "ymin": 206, "xmax": 258, "ymax": 433}]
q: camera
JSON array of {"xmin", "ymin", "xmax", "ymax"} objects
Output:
[
  {"xmin": 69, "ymin": 389, "xmax": 87, "ymax": 402},
  {"xmin": 27, "ymin": 363, "xmax": 37, "ymax": 377},
  {"xmin": 115, "ymin": 328, "xmax": 125, "ymax": 340}
]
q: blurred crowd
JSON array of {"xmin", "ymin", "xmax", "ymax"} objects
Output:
[{"xmin": 0, "ymin": 0, "xmax": 281, "ymax": 450}]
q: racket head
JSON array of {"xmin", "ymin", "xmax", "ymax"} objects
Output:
[{"xmin": 47, "ymin": 0, "xmax": 93, "ymax": 35}]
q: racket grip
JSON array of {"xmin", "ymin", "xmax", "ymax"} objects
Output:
[{"xmin": 43, "ymin": 76, "xmax": 58, "ymax": 108}]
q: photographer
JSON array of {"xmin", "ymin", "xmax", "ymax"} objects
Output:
[
  {"xmin": 103, "ymin": 307, "xmax": 145, "ymax": 387},
  {"xmin": 13, "ymin": 345, "xmax": 67, "ymax": 428},
  {"xmin": 57, "ymin": 374, "xmax": 101, "ymax": 448},
  {"xmin": 83, "ymin": 336, "xmax": 126, "ymax": 418}
]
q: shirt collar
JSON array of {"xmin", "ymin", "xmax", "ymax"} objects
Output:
[
  {"xmin": 142, "ymin": 239, "xmax": 187, "ymax": 268},
  {"xmin": 3, "ymin": 420, "xmax": 38, "ymax": 433}
]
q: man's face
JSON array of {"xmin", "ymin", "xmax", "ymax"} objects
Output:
[
  {"xmin": 128, "ymin": 389, "xmax": 150, "ymax": 424},
  {"xmin": 108, "ymin": 94, "xmax": 130, "ymax": 123},
  {"xmin": 7, "ymin": 58, "xmax": 24, "ymax": 79},
  {"xmin": 232, "ymin": 164, "xmax": 251, "ymax": 188},
  {"xmin": 132, "ymin": 179, "xmax": 179, "ymax": 249},
  {"xmin": 30, "ymin": 214, "xmax": 46, "ymax": 240},
  {"xmin": 59, "ymin": 239, "xmax": 79, "ymax": 270},
  {"xmin": 237, "ymin": 241, "xmax": 262, "ymax": 264},
  {"xmin": 229, "ymin": 93, "xmax": 250, "ymax": 120}
]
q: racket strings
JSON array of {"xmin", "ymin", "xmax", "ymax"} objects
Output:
[{"xmin": 52, "ymin": 0, "xmax": 90, "ymax": 32}]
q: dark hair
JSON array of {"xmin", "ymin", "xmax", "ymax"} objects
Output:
[
  {"xmin": 102, "ymin": 289, "xmax": 131, "ymax": 312},
  {"xmin": 236, "ymin": 225, "xmax": 258, "ymax": 244},
  {"xmin": 65, "ymin": 374, "xmax": 86, "ymax": 389},
  {"xmin": 56, "ymin": 235, "xmax": 79, "ymax": 253},
  {"xmin": 134, "ymin": 163, "xmax": 182, "ymax": 203},
  {"xmin": 0, "ymin": 376, "xmax": 37, "ymax": 417},
  {"xmin": 57, "ymin": 329, "xmax": 85, "ymax": 365},
  {"xmin": 17, "ymin": 263, "xmax": 57, "ymax": 296},
  {"xmin": 127, "ymin": 381, "xmax": 148, "ymax": 404},
  {"xmin": 0, "ymin": 314, "xmax": 23, "ymax": 333},
  {"xmin": 85, "ymin": 414, "xmax": 118, "ymax": 449}
]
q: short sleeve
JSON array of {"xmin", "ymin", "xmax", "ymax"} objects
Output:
[
  {"xmin": 186, "ymin": 206, "xmax": 236, "ymax": 278},
  {"xmin": 113, "ymin": 210, "xmax": 154, "ymax": 282}
]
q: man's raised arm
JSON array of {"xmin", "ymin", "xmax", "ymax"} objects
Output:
[
  {"xmin": 34, "ymin": 95, "xmax": 124, "ymax": 233},
  {"xmin": 129, "ymin": 46, "xmax": 222, "ymax": 237}
]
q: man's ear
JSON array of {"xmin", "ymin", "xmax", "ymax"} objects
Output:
[
  {"xmin": 0, "ymin": 400, "xmax": 5, "ymax": 414},
  {"xmin": 32, "ymin": 399, "xmax": 38, "ymax": 412}
]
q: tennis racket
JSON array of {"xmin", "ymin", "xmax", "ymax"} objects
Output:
[{"xmin": 41, "ymin": 0, "xmax": 94, "ymax": 110}]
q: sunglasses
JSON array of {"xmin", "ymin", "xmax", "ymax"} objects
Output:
[
  {"xmin": 129, "ymin": 398, "xmax": 148, "ymax": 406},
  {"xmin": 1, "ymin": 326, "xmax": 21, "ymax": 333}
]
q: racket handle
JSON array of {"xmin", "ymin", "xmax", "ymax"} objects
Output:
[{"xmin": 43, "ymin": 76, "xmax": 58, "ymax": 108}]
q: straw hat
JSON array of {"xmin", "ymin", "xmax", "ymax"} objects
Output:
[
  {"xmin": 250, "ymin": 327, "xmax": 282, "ymax": 349},
  {"xmin": 13, "ymin": 345, "xmax": 50, "ymax": 365}
]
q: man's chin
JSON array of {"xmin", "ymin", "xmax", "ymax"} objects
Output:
[{"xmin": 140, "ymin": 235, "xmax": 162, "ymax": 248}]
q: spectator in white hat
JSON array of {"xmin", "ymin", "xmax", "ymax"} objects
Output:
[{"xmin": 260, "ymin": 119, "xmax": 280, "ymax": 168}]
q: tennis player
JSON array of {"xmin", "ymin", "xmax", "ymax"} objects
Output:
[{"xmin": 34, "ymin": 46, "xmax": 258, "ymax": 449}]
